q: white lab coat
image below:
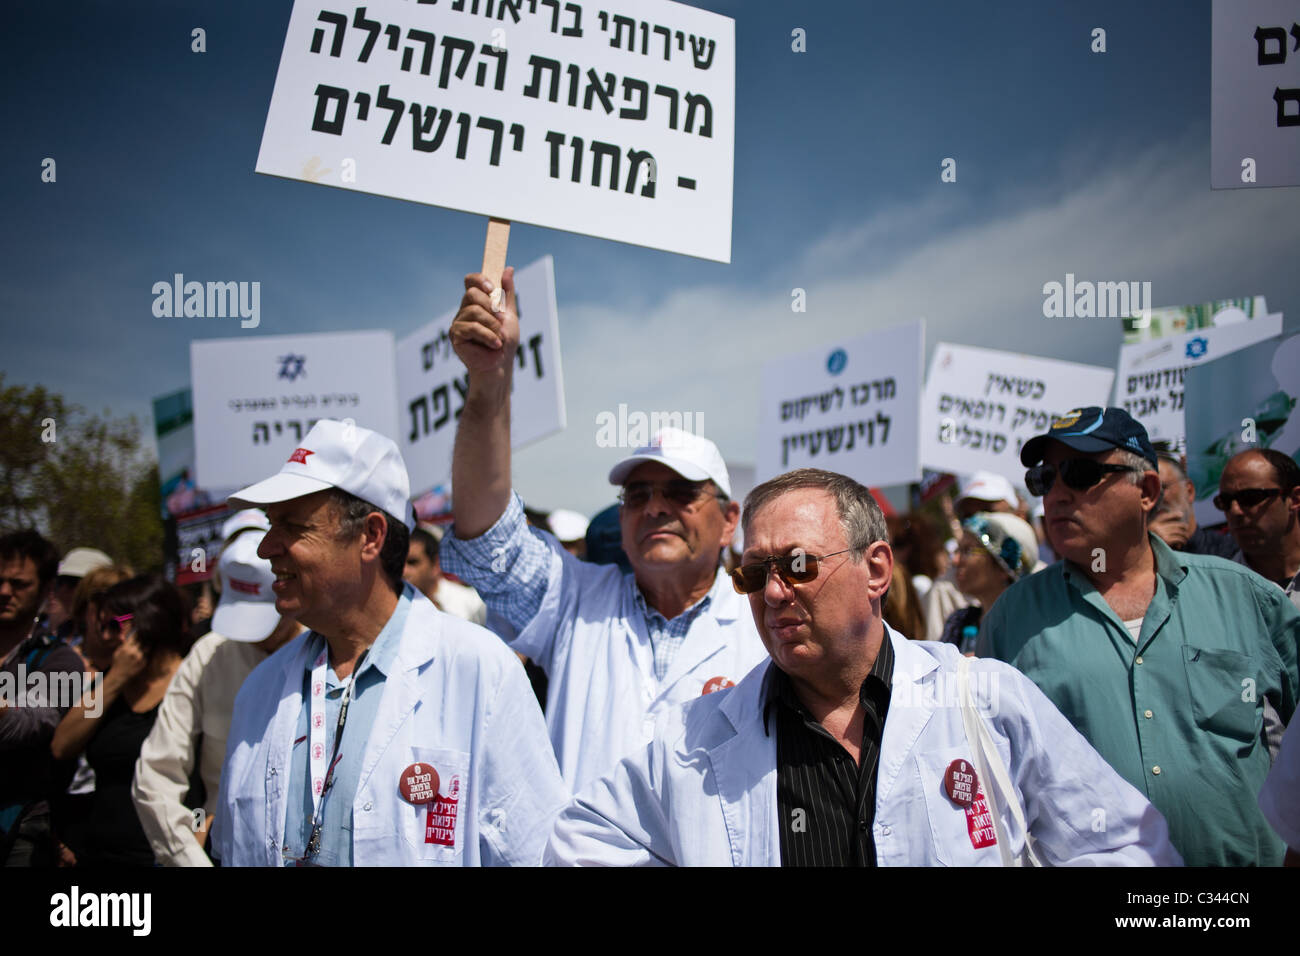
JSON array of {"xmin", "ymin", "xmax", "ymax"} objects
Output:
[
  {"xmin": 546, "ymin": 627, "xmax": 1182, "ymax": 866},
  {"xmin": 512, "ymin": 551, "xmax": 768, "ymax": 792},
  {"xmin": 214, "ymin": 590, "xmax": 567, "ymax": 866}
]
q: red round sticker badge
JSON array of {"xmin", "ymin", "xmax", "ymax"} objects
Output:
[
  {"xmin": 944, "ymin": 759, "xmax": 978, "ymax": 805},
  {"xmin": 701, "ymin": 676, "xmax": 735, "ymax": 695},
  {"xmin": 399, "ymin": 763, "xmax": 440, "ymax": 805}
]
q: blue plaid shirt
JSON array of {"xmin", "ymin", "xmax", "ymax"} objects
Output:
[{"xmin": 441, "ymin": 493, "xmax": 720, "ymax": 679}]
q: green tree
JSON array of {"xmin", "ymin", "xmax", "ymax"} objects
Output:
[{"xmin": 0, "ymin": 374, "xmax": 164, "ymax": 573}]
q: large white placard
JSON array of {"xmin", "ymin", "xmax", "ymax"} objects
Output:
[
  {"xmin": 257, "ymin": 0, "xmax": 734, "ymax": 261},
  {"xmin": 192, "ymin": 331, "xmax": 399, "ymax": 489},
  {"xmin": 396, "ymin": 255, "xmax": 565, "ymax": 493},
  {"xmin": 920, "ymin": 344, "xmax": 1115, "ymax": 483},
  {"xmin": 1113, "ymin": 313, "xmax": 1283, "ymax": 450},
  {"xmin": 1212, "ymin": 0, "xmax": 1300, "ymax": 189},
  {"xmin": 756, "ymin": 322, "xmax": 924, "ymax": 486}
]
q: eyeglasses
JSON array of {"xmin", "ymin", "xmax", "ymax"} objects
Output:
[
  {"xmin": 1025, "ymin": 460, "xmax": 1143, "ymax": 496},
  {"xmin": 956, "ymin": 544, "xmax": 991, "ymax": 560},
  {"xmin": 619, "ymin": 480, "xmax": 724, "ymax": 510},
  {"xmin": 1213, "ymin": 488, "xmax": 1282, "ymax": 512},
  {"xmin": 729, "ymin": 549, "xmax": 853, "ymax": 594}
]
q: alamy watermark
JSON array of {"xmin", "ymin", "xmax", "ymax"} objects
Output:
[
  {"xmin": 152, "ymin": 273, "xmax": 260, "ymax": 328},
  {"xmin": 1, "ymin": 665, "xmax": 103, "ymax": 717},
  {"xmin": 595, "ymin": 404, "xmax": 704, "ymax": 448},
  {"xmin": 1042, "ymin": 273, "xmax": 1152, "ymax": 321}
]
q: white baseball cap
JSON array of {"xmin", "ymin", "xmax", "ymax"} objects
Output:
[
  {"xmin": 221, "ymin": 509, "xmax": 271, "ymax": 543},
  {"xmin": 212, "ymin": 531, "xmax": 282, "ymax": 643},
  {"xmin": 57, "ymin": 547, "xmax": 113, "ymax": 578},
  {"xmin": 957, "ymin": 471, "xmax": 1018, "ymax": 508},
  {"xmin": 548, "ymin": 509, "xmax": 589, "ymax": 542},
  {"xmin": 607, "ymin": 427, "xmax": 732, "ymax": 498},
  {"xmin": 229, "ymin": 419, "xmax": 416, "ymax": 529}
]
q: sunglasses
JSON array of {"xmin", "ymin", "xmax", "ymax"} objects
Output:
[
  {"xmin": 730, "ymin": 549, "xmax": 852, "ymax": 594},
  {"xmin": 619, "ymin": 480, "xmax": 724, "ymax": 510},
  {"xmin": 1025, "ymin": 460, "xmax": 1143, "ymax": 496},
  {"xmin": 1213, "ymin": 488, "xmax": 1282, "ymax": 512},
  {"xmin": 102, "ymin": 613, "xmax": 133, "ymax": 636}
]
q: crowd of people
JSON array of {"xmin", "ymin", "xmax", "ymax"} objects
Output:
[{"xmin": 1, "ymin": 267, "xmax": 1297, "ymax": 867}]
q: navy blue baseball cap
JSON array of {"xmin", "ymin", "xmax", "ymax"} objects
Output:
[{"xmin": 1019, "ymin": 406, "xmax": 1158, "ymax": 468}]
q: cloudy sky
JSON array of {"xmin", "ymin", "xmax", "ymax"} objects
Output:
[{"xmin": 3, "ymin": 0, "xmax": 1298, "ymax": 518}]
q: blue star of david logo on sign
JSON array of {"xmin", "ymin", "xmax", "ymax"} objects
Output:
[
  {"xmin": 277, "ymin": 354, "xmax": 307, "ymax": 381},
  {"xmin": 827, "ymin": 349, "xmax": 848, "ymax": 375},
  {"xmin": 1185, "ymin": 336, "xmax": 1208, "ymax": 360}
]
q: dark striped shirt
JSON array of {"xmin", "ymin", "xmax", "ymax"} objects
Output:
[{"xmin": 764, "ymin": 636, "xmax": 894, "ymax": 867}]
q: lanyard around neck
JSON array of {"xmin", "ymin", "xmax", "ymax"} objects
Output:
[{"xmin": 306, "ymin": 644, "xmax": 368, "ymax": 858}]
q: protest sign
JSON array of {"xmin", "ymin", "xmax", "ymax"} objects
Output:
[
  {"xmin": 1212, "ymin": 0, "xmax": 1300, "ymax": 188},
  {"xmin": 1184, "ymin": 333, "xmax": 1300, "ymax": 528},
  {"xmin": 166, "ymin": 503, "xmax": 231, "ymax": 586},
  {"xmin": 920, "ymin": 344, "xmax": 1115, "ymax": 483},
  {"xmin": 257, "ymin": 0, "xmax": 735, "ymax": 261},
  {"xmin": 191, "ymin": 330, "xmax": 399, "ymax": 489},
  {"xmin": 1114, "ymin": 310, "xmax": 1283, "ymax": 450},
  {"xmin": 396, "ymin": 255, "xmax": 565, "ymax": 493},
  {"xmin": 756, "ymin": 322, "xmax": 923, "ymax": 486},
  {"xmin": 1121, "ymin": 295, "xmax": 1269, "ymax": 345}
]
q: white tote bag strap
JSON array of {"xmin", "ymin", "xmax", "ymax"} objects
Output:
[{"xmin": 957, "ymin": 656, "xmax": 1041, "ymax": 867}]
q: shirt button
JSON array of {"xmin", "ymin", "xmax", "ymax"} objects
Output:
[
  {"xmin": 1152, "ymin": 765, "xmax": 1161, "ymax": 775},
  {"xmin": 859, "ymin": 821, "xmax": 868, "ymax": 832},
  {"xmin": 881, "ymin": 825, "xmax": 892, "ymax": 836},
  {"xmin": 1135, "ymin": 656, "xmax": 1144, "ymax": 665},
  {"xmin": 1144, "ymin": 709, "xmax": 1153, "ymax": 719},
  {"xmin": 363, "ymin": 802, "xmax": 372, "ymax": 812}
]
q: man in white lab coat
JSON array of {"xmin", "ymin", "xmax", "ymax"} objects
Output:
[
  {"xmin": 213, "ymin": 420, "xmax": 566, "ymax": 866},
  {"xmin": 442, "ymin": 268, "xmax": 767, "ymax": 791},
  {"xmin": 546, "ymin": 468, "xmax": 1181, "ymax": 866}
]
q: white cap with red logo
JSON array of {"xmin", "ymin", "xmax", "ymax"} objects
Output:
[
  {"xmin": 607, "ymin": 427, "xmax": 731, "ymax": 498},
  {"xmin": 228, "ymin": 419, "xmax": 416, "ymax": 529},
  {"xmin": 212, "ymin": 531, "xmax": 281, "ymax": 643}
]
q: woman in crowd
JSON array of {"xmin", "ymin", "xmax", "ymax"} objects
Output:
[
  {"xmin": 51, "ymin": 575, "xmax": 193, "ymax": 866},
  {"xmin": 51, "ymin": 564, "xmax": 134, "ymax": 866},
  {"xmin": 940, "ymin": 512, "xmax": 1039, "ymax": 653}
]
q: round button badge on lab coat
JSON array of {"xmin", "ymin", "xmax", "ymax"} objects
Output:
[
  {"xmin": 701, "ymin": 676, "xmax": 735, "ymax": 695},
  {"xmin": 943, "ymin": 759, "xmax": 978, "ymax": 805},
  {"xmin": 398, "ymin": 763, "xmax": 440, "ymax": 804}
]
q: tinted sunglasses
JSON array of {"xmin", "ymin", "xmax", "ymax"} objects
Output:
[
  {"xmin": 1213, "ymin": 488, "xmax": 1282, "ymax": 512},
  {"xmin": 619, "ymin": 480, "xmax": 723, "ymax": 510},
  {"xmin": 1025, "ymin": 460, "xmax": 1143, "ymax": 496},
  {"xmin": 102, "ymin": 613, "xmax": 133, "ymax": 636},
  {"xmin": 730, "ymin": 549, "xmax": 852, "ymax": 594}
]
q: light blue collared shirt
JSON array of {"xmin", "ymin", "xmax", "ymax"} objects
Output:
[{"xmin": 282, "ymin": 585, "xmax": 412, "ymax": 866}]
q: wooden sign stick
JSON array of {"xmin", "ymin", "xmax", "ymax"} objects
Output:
[{"xmin": 482, "ymin": 217, "xmax": 511, "ymax": 311}]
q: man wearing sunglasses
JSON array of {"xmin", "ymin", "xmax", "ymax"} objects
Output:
[
  {"xmin": 442, "ymin": 269, "xmax": 766, "ymax": 792},
  {"xmin": 978, "ymin": 406, "xmax": 1300, "ymax": 866},
  {"xmin": 1218, "ymin": 448, "xmax": 1300, "ymax": 611},
  {"xmin": 546, "ymin": 468, "xmax": 1177, "ymax": 866}
]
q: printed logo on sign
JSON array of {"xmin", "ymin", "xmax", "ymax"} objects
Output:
[
  {"xmin": 278, "ymin": 354, "xmax": 307, "ymax": 381},
  {"xmin": 1185, "ymin": 336, "xmax": 1208, "ymax": 360},
  {"xmin": 288, "ymin": 447, "xmax": 314, "ymax": 464},
  {"xmin": 425, "ymin": 774, "xmax": 462, "ymax": 847},
  {"xmin": 826, "ymin": 349, "xmax": 847, "ymax": 375}
]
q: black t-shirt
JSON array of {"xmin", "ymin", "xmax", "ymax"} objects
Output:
[{"xmin": 83, "ymin": 697, "xmax": 159, "ymax": 866}]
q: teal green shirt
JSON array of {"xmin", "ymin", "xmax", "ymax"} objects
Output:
[{"xmin": 978, "ymin": 534, "xmax": 1299, "ymax": 866}]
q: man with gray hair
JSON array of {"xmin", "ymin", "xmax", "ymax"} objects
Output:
[
  {"xmin": 546, "ymin": 468, "xmax": 1178, "ymax": 866},
  {"xmin": 979, "ymin": 407, "xmax": 1300, "ymax": 866},
  {"xmin": 443, "ymin": 268, "xmax": 765, "ymax": 791}
]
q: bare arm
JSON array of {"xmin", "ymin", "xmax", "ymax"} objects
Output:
[
  {"xmin": 50, "ymin": 636, "xmax": 145, "ymax": 761},
  {"xmin": 449, "ymin": 268, "xmax": 519, "ymax": 539}
]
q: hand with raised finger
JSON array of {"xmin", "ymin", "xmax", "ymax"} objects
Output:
[{"xmin": 450, "ymin": 267, "xmax": 519, "ymax": 375}]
